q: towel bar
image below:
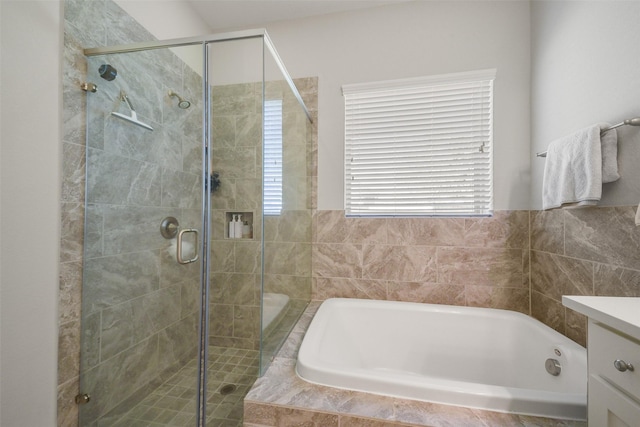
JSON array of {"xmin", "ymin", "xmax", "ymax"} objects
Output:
[{"xmin": 536, "ymin": 118, "xmax": 640, "ymax": 157}]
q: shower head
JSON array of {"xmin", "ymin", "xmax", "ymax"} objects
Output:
[
  {"xmin": 168, "ymin": 90, "xmax": 191, "ymax": 109},
  {"xmin": 111, "ymin": 91, "xmax": 154, "ymax": 131}
]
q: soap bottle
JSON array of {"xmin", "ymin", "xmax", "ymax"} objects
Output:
[
  {"xmin": 228, "ymin": 214, "xmax": 236, "ymax": 239},
  {"xmin": 242, "ymin": 221, "xmax": 250, "ymax": 238},
  {"xmin": 235, "ymin": 214, "xmax": 243, "ymax": 239}
]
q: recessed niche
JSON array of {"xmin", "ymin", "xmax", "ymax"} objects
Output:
[{"xmin": 225, "ymin": 211, "xmax": 254, "ymax": 239}]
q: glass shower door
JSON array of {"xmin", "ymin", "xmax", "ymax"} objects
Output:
[{"xmin": 79, "ymin": 45, "xmax": 205, "ymax": 426}]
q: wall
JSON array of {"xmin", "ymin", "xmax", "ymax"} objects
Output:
[
  {"xmin": 531, "ymin": 1, "xmax": 640, "ymax": 209},
  {"xmin": 312, "ymin": 210, "xmax": 531, "ymax": 313},
  {"xmin": 79, "ymin": 47, "xmax": 204, "ymax": 426},
  {"xmin": 0, "ymin": 1, "xmax": 62, "ymax": 426},
  {"xmin": 208, "ymin": 77, "xmax": 315, "ymax": 348},
  {"xmin": 114, "ymin": 0, "xmax": 211, "ymax": 73},
  {"xmin": 264, "ymin": 0, "xmax": 531, "ymax": 210},
  {"xmin": 59, "ymin": 1, "xmax": 208, "ymax": 424},
  {"xmin": 258, "ymin": 1, "xmax": 534, "ymax": 324},
  {"xmin": 528, "ymin": 1, "xmax": 640, "ymax": 346}
]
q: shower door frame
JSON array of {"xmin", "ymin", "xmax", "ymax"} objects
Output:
[{"xmin": 82, "ymin": 28, "xmax": 311, "ymax": 426}]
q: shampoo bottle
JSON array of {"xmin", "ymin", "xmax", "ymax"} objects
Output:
[
  {"xmin": 235, "ymin": 214, "xmax": 243, "ymax": 239},
  {"xmin": 228, "ymin": 214, "xmax": 236, "ymax": 239}
]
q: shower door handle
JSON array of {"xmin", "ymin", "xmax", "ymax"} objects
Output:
[{"xmin": 177, "ymin": 228, "xmax": 199, "ymax": 264}]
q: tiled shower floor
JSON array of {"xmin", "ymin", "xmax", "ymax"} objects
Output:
[{"xmin": 112, "ymin": 346, "xmax": 259, "ymax": 427}]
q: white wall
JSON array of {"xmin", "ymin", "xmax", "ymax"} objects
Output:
[
  {"xmin": 0, "ymin": 1, "xmax": 62, "ymax": 426},
  {"xmin": 531, "ymin": 1, "xmax": 640, "ymax": 209},
  {"xmin": 264, "ymin": 1, "xmax": 531, "ymax": 210},
  {"xmin": 114, "ymin": 1, "xmax": 532, "ymax": 210}
]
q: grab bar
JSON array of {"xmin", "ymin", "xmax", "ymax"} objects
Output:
[
  {"xmin": 536, "ymin": 117, "xmax": 640, "ymax": 157},
  {"xmin": 177, "ymin": 228, "xmax": 199, "ymax": 264}
]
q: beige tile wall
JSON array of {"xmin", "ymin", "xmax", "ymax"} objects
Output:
[
  {"xmin": 208, "ymin": 78, "xmax": 316, "ymax": 353},
  {"xmin": 312, "ymin": 210, "xmax": 531, "ymax": 315},
  {"xmin": 530, "ymin": 206, "xmax": 640, "ymax": 346}
]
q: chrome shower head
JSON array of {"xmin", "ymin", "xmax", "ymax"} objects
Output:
[{"xmin": 168, "ymin": 90, "xmax": 191, "ymax": 109}]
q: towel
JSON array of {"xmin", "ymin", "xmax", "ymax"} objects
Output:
[
  {"xmin": 599, "ymin": 123, "xmax": 620, "ymax": 183},
  {"xmin": 542, "ymin": 124, "xmax": 603, "ymax": 210}
]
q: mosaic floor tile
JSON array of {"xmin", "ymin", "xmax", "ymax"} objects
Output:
[{"xmin": 113, "ymin": 346, "xmax": 259, "ymax": 426}]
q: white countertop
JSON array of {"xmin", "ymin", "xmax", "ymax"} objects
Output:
[{"xmin": 563, "ymin": 296, "xmax": 640, "ymax": 340}]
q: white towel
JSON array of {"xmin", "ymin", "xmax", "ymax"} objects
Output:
[
  {"xmin": 542, "ymin": 124, "xmax": 603, "ymax": 210},
  {"xmin": 599, "ymin": 123, "xmax": 620, "ymax": 183}
]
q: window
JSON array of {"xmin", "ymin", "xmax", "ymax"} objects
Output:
[
  {"xmin": 264, "ymin": 99, "xmax": 283, "ymax": 215},
  {"xmin": 343, "ymin": 69, "xmax": 495, "ymax": 217}
]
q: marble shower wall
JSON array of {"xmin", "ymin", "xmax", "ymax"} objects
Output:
[
  {"xmin": 209, "ymin": 81, "xmax": 264, "ymax": 351},
  {"xmin": 80, "ymin": 48, "xmax": 203, "ymax": 426},
  {"xmin": 60, "ymin": 1, "xmax": 202, "ymax": 425},
  {"xmin": 530, "ymin": 206, "xmax": 640, "ymax": 346},
  {"xmin": 312, "ymin": 210, "xmax": 531, "ymax": 315},
  {"xmin": 209, "ymin": 78, "xmax": 315, "ymax": 353}
]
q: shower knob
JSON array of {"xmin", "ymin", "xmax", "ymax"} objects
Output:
[{"xmin": 160, "ymin": 217, "xmax": 179, "ymax": 239}]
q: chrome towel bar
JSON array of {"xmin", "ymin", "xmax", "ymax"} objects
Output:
[{"xmin": 536, "ymin": 117, "xmax": 640, "ymax": 157}]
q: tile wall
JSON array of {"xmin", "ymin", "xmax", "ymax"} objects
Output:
[
  {"xmin": 59, "ymin": 1, "xmax": 318, "ymax": 424},
  {"xmin": 60, "ymin": 0, "xmax": 202, "ymax": 425},
  {"xmin": 79, "ymin": 44, "xmax": 204, "ymax": 425},
  {"xmin": 312, "ymin": 210, "xmax": 531, "ymax": 315},
  {"xmin": 208, "ymin": 79, "xmax": 315, "ymax": 355},
  {"xmin": 530, "ymin": 206, "xmax": 640, "ymax": 346}
]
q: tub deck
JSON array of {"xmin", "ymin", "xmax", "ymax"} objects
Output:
[{"xmin": 244, "ymin": 301, "xmax": 587, "ymax": 427}]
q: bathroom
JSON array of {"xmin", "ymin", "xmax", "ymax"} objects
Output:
[{"xmin": 2, "ymin": 1, "xmax": 640, "ymax": 426}]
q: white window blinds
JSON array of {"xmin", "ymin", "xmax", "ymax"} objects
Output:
[
  {"xmin": 264, "ymin": 99, "xmax": 283, "ymax": 215},
  {"xmin": 343, "ymin": 69, "xmax": 495, "ymax": 217}
]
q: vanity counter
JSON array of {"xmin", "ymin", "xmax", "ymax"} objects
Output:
[{"xmin": 562, "ymin": 296, "xmax": 640, "ymax": 340}]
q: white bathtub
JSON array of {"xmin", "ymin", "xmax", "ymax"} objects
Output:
[{"xmin": 296, "ymin": 298, "xmax": 587, "ymax": 420}]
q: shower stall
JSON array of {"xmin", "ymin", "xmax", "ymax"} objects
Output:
[{"xmin": 77, "ymin": 30, "xmax": 313, "ymax": 426}]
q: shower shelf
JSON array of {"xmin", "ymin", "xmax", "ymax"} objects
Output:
[{"xmin": 225, "ymin": 211, "xmax": 254, "ymax": 239}]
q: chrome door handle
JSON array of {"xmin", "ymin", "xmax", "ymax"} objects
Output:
[{"xmin": 177, "ymin": 228, "xmax": 198, "ymax": 264}]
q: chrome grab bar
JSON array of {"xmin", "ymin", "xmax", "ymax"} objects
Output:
[{"xmin": 177, "ymin": 228, "xmax": 199, "ymax": 265}]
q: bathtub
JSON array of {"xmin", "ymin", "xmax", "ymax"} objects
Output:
[{"xmin": 296, "ymin": 298, "xmax": 587, "ymax": 420}]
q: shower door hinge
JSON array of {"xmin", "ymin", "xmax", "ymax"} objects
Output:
[
  {"xmin": 74, "ymin": 393, "xmax": 91, "ymax": 405},
  {"xmin": 80, "ymin": 82, "xmax": 97, "ymax": 93}
]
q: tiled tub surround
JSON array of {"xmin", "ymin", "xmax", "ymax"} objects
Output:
[
  {"xmin": 244, "ymin": 302, "xmax": 587, "ymax": 427},
  {"xmin": 312, "ymin": 206, "xmax": 640, "ymax": 348},
  {"xmin": 530, "ymin": 206, "xmax": 640, "ymax": 347},
  {"xmin": 312, "ymin": 210, "xmax": 531, "ymax": 314}
]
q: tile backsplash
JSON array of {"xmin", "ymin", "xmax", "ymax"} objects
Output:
[
  {"xmin": 312, "ymin": 210, "xmax": 531, "ymax": 314},
  {"xmin": 530, "ymin": 206, "xmax": 640, "ymax": 346},
  {"xmin": 312, "ymin": 206, "xmax": 640, "ymax": 347}
]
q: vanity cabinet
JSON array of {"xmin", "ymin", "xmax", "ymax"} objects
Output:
[
  {"xmin": 562, "ymin": 296, "xmax": 640, "ymax": 427},
  {"xmin": 588, "ymin": 321, "xmax": 640, "ymax": 426}
]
